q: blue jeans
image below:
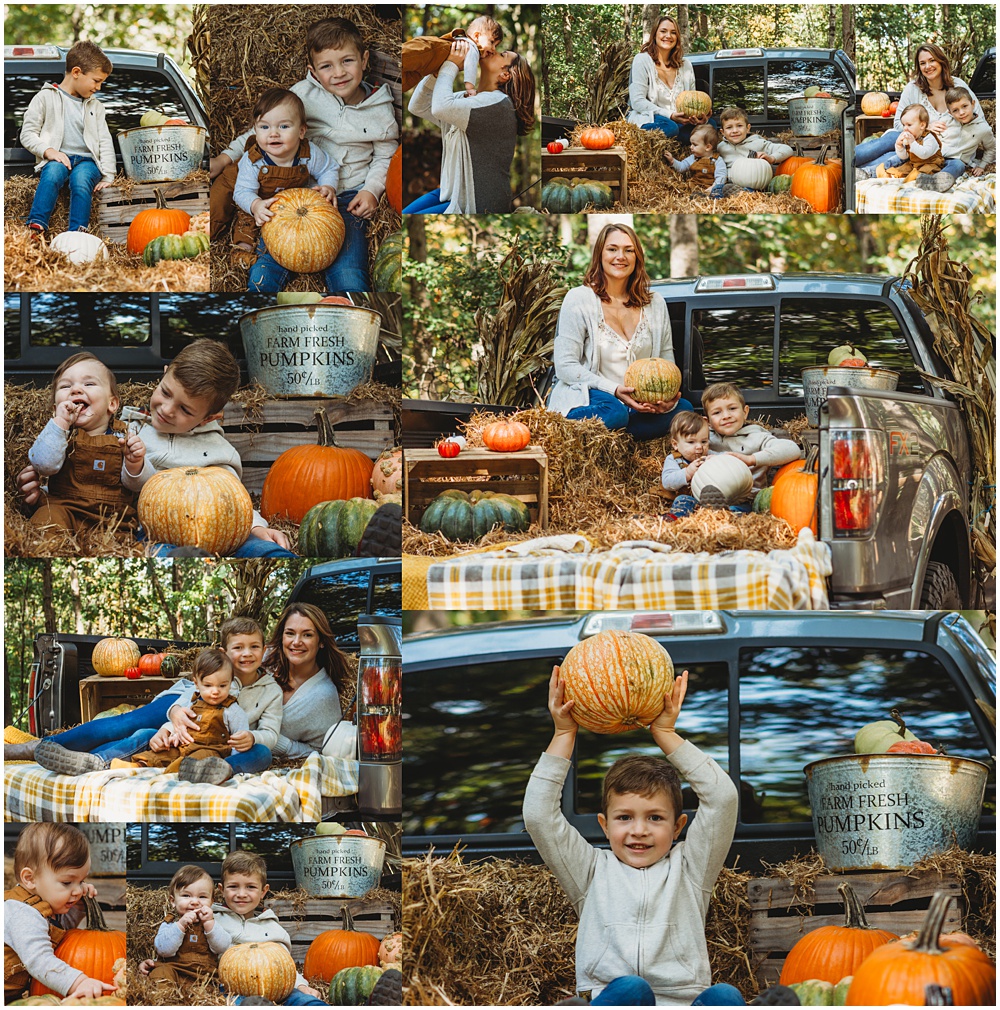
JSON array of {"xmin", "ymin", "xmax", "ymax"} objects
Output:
[
  {"xmin": 48, "ymin": 694, "xmax": 174, "ymax": 756},
  {"xmin": 856, "ymin": 130, "xmax": 900, "ymax": 169},
  {"xmin": 670, "ymin": 493, "xmax": 752, "ymax": 516},
  {"xmin": 566, "ymin": 388, "xmax": 695, "ymax": 442},
  {"xmin": 27, "ymin": 155, "xmax": 103, "ymax": 231},
  {"xmin": 248, "ymin": 190, "xmax": 370, "ymax": 292},
  {"xmin": 693, "ymin": 983, "xmax": 746, "ymax": 1005},
  {"xmin": 939, "ymin": 157, "xmax": 967, "ymax": 178},
  {"xmin": 233, "ymin": 988, "xmax": 328, "ymax": 1006},
  {"xmin": 641, "ymin": 115, "xmax": 720, "ymax": 145},
  {"xmin": 142, "ymin": 533, "xmax": 297, "ymax": 558},
  {"xmin": 402, "ymin": 187, "xmax": 451, "ymax": 214},
  {"xmin": 227, "ymin": 743, "xmax": 272, "ymax": 775},
  {"xmin": 592, "ymin": 976, "xmax": 655, "ymax": 1006}
]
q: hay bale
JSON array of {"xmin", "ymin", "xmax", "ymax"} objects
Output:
[{"xmin": 207, "ymin": 4, "xmax": 401, "ymax": 292}]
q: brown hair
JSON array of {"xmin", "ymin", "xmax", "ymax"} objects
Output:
[
  {"xmin": 690, "ymin": 124, "xmax": 719, "ymax": 150},
  {"xmin": 266, "ymin": 603, "xmax": 352, "ymax": 696},
  {"xmin": 945, "ymin": 87, "xmax": 974, "ymax": 107},
  {"xmin": 166, "ymin": 338, "xmax": 241, "ymax": 415},
  {"xmin": 14, "ymin": 823, "xmax": 90, "ymax": 879},
  {"xmin": 602, "ymin": 755, "xmax": 683, "ymax": 819},
  {"xmin": 50, "ymin": 352, "xmax": 119, "ymax": 409},
  {"xmin": 900, "ymin": 103, "xmax": 930, "ymax": 126},
  {"xmin": 168, "ymin": 864, "xmax": 214, "ymax": 898},
  {"xmin": 719, "ymin": 106, "xmax": 749, "ymax": 126},
  {"xmin": 913, "ymin": 44, "xmax": 954, "ymax": 97},
  {"xmin": 65, "ymin": 40, "xmax": 112, "ymax": 75},
  {"xmin": 702, "ymin": 382, "xmax": 746, "ymax": 409},
  {"xmin": 500, "ymin": 53, "xmax": 536, "ymax": 135},
  {"xmin": 220, "ymin": 617, "xmax": 265, "ymax": 650},
  {"xmin": 252, "ymin": 87, "xmax": 306, "ymax": 126},
  {"xmin": 306, "ymin": 16, "xmax": 367, "ymax": 62},
  {"xmin": 641, "ymin": 15, "xmax": 683, "ymax": 70},
  {"xmin": 192, "ymin": 648, "xmax": 234, "ymax": 684},
  {"xmin": 583, "ymin": 223, "xmax": 652, "ymax": 309},
  {"xmin": 467, "ymin": 15, "xmax": 503, "ymax": 45},
  {"xmin": 670, "ymin": 410, "xmax": 709, "ymax": 442},
  {"xmin": 221, "ymin": 850, "xmax": 268, "ymax": 886}
]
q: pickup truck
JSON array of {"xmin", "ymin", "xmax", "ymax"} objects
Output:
[
  {"xmin": 4, "ymin": 44, "xmax": 208, "ymax": 180},
  {"xmin": 402, "ymin": 610, "xmax": 996, "ymax": 871},
  {"xmin": 405, "ymin": 271, "xmax": 979, "ymax": 610}
]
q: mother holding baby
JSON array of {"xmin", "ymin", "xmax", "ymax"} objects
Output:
[{"xmin": 548, "ymin": 223, "xmax": 693, "ymax": 441}]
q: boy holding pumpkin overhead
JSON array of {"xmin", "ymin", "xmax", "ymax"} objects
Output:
[{"xmin": 523, "ymin": 663, "xmax": 743, "ymax": 1006}]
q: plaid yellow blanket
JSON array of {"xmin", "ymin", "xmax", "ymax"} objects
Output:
[
  {"xmin": 856, "ymin": 173, "xmax": 995, "ymax": 213},
  {"xmin": 425, "ymin": 529, "xmax": 831, "ymax": 610},
  {"xmin": 3, "ymin": 753, "xmax": 358, "ymax": 822}
]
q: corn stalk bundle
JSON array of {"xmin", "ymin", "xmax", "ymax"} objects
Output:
[{"xmin": 583, "ymin": 35, "xmax": 634, "ymax": 125}]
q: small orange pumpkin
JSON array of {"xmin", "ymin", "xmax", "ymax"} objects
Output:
[
  {"xmin": 775, "ymin": 155, "xmax": 815, "ymax": 178},
  {"xmin": 791, "ymin": 148, "xmax": 842, "ymax": 213},
  {"xmin": 302, "ymin": 907, "xmax": 381, "ymax": 985},
  {"xmin": 125, "ymin": 188, "xmax": 191, "ymax": 255},
  {"xmin": 886, "ymin": 739, "xmax": 938, "ymax": 754},
  {"xmin": 579, "ymin": 126, "xmax": 615, "ymax": 150},
  {"xmin": 770, "ymin": 452, "xmax": 818, "ymax": 535},
  {"xmin": 386, "ymin": 146, "xmax": 402, "ymax": 215},
  {"xmin": 261, "ymin": 188, "xmax": 346, "ymax": 274},
  {"xmin": 482, "ymin": 420, "xmax": 531, "ymax": 453}
]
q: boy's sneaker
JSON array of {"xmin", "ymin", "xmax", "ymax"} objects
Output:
[
  {"xmin": 27, "ymin": 223, "xmax": 46, "ymax": 241},
  {"xmin": 916, "ymin": 172, "xmax": 957, "ymax": 192},
  {"xmin": 34, "ymin": 739, "xmax": 108, "ymax": 775},
  {"xmin": 855, "ymin": 167, "xmax": 874, "ymax": 180},
  {"xmin": 694, "ymin": 484, "xmax": 731, "ymax": 509},
  {"xmin": 178, "ymin": 756, "xmax": 232, "ymax": 784}
]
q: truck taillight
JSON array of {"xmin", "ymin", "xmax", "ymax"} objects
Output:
[
  {"xmin": 830, "ymin": 429, "xmax": 884, "ymax": 537},
  {"xmin": 358, "ymin": 659, "xmax": 401, "ymax": 762}
]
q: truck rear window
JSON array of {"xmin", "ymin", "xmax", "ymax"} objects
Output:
[
  {"xmin": 159, "ymin": 294, "xmax": 269, "ymax": 361},
  {"xmin": 692, "ymin": 305, "xmax": 775, "ymax": 389},
  {"xmin": 5, "ymin": 294, "xmax": 20, "ymax": 359},
  {"xmin": 293, "ymin": 567, "xmax": 402, "ymax": 651},
  {"xmin": 766, "ymin": 60, "xmax": 852, "ymax": 115},
  {"xmin": 29, "ymin": 293, "xmax": 150, "ymax": 347}
]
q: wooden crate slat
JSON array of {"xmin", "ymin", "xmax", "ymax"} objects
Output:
[
  {"xmin": 228, "ymin": 429, "xmax": 393, "ymax": 460},
  {"xmin": 222, "ymin": 399, "xmax": 393, "ymax": 428},
  {"xmin": 95, "ymin": 180, "xmax": 209, "ymax": 243},
  {"xmin": 751, "ymin": 907, "xmax": 961, "ymax": 951},
  {"xmin": 104, "ymin": 910, "xmax": 126, "ymax": 931},
  {"xmin": 542, "ymin": 146, "xmax": 628, "ymax": 201},
  {"xmin": 91, "ymin": 875, "xmax": 128, "ymax": 908},
  {"xmin": 80, "ymin": 675, "xmax": 176, "ymax": 722},
  {"xmin": 748, "ymin": 870, "xmax": 960, "ymax": 910},
  {"xmin": 407, "ymin": 478, "xmax": 545, "ymax": 502}
]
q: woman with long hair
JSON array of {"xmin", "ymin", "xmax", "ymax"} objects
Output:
[
  {"xmin": 856, "ymin": 43, "xmax": 986, "ymax": 190},
  {"xmin": 549, "ymin": 224, "xmax": 694, "ymax": 441},
  {"xmin": 627, "ymin": 15, "xmax": 710, "ymax": 144},
  {"xmin": 405, "ymin": 38, "xmax": 536, "ymax": 213}
]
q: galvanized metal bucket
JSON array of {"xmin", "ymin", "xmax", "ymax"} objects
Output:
[
  {"xmin": 290, "ymin": 834, "xmax": 386, "ymax": 898},
  {"xmin": 77, "ymin": 823, "xmax": 126, "ymax": 876},
  {"xmin": 239, "ymin": 304, "xmax": 381, "ymax": 397},
  {"xmin": 805, "ymin": 754, "xmax": 989, "ymax": 871},
  {"xmin": 118, "ymin": 125, "xmax": 207, "ymax": 182},
  {"xmin": 801, "ymin": 365, "xmax": 899, "ymax": 424},
  {"xmin": 788, "ymin": 97, "xmax": 849, "ymax": 137}
]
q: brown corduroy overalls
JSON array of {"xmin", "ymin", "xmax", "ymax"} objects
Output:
[
  {"xmin": 685, "ymin": 154, "xmax": 722, "ymax": 191},
  {"xmin": 655, "ymin": 448, "xmax": 693, "ymax": 505},
  {"xmin": 29, "ymin": 427, "xmax": 136, "ymax": 540},
  {"xmin": 209, "ymin": 137, "xmax": 313, "ymax": 245},
  {"xmin": 147, "ymin": 912, "xmax": 220, "ymax": 986},
  {"xmin": 4, "ymin": 885, "xmax": 68, "ymax": 1001},
  {"xmin": 881, "ymin": 147, "xmax": 946, "ymax": 182},
  {"xmin": 131, "ymin": 694, "xmax": 238, "ymax": 773},
  {"xmin": 402, "ymin": 29, "xmax": 476, "ymax": 92}
]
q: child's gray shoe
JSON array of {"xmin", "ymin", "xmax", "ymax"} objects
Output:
[
  {"xmin": 34, "ymin": 739, "xmax": 107, "ymax": 775},
  {"xmin": 694, "ymin": 484, "xmax": 731, "ymax": 509},
  {"xmin": 178, "ymin": 756, "xmax": 233, "ymax": 784},
  {"xmin": 855, "ymin": 167, "xmax": 874, "ymax": 180},
  {"xmin": 916, "ymin": 172, "xmax": 957, "ymax": 191}
]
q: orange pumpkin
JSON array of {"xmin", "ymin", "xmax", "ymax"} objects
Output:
[
  {"xmin": 219, "ymin": 941, "xmax": 297, "ymax": 1001},
  {"xmin": 780, "ymin": 883, "xmax": 899, "ymax": 986},
  {"xmin": 303, "ymin": 907, "xmax": 381, "ymax": 985},
  {"xmin": 886, "ymin": 739, "xmax": 937, "ymax": 754},
  {"xmin": 559, "ymin": 630, "xmax": 675, "ymax": 735},
  {"xmin": 623, "ymin": 357, "xmax": 682, "ymax": 404},
  {"xmin": 92, "ymin": 638, "xmax": 141, "ymax": 678},
  {"xmin": 386, "ymin": 146, "xmax": 402, "ymax": 215},
  {"xmin": 791, "ymin": 149, "xmax": 842, "ymax": 213},
  {"xmin": 261, "ymin": 409, "xmax": 374, "ymax": 524},
  {"xmin": 775, "ymin": 155, "xmax": 815, "ymax": 178},
  {"xmin": 482, "ymin": 420, "xmax": 531, "ymax": 453},
  {"xmin": 371, "ymin": 447, "xmax": 402, "ymax": 496},
  {"xmin": 125, "ymin": 188, "xmax": 191, "ymax": 255},
  {"xmin": 770, "ymin": 457, "xmax": 818, "ymax": 535},
  {"xmin": 137, "ymin": 651, "xmax": 163, "ymax": 676},
  {"xmin": 137, "ymin": 466, "xmax": 254, "ymax": 555},
  {"xmin": 846, "ymin": 892, "xmax": 996, "ymax": 1006},
  {"xmin": 261, "ymin": 188, "xmax": 346, "ymax": 274},
  {"xmin": 30, "ymin": 898, "xmax": 126, "ymax": 997},
  {"xmin": 772, "ymin": 458, "xmax": 807, "ymax": 485},
  {"xmin": 579, "ymin": 126, "xmax": 615, "ymax": 150}
]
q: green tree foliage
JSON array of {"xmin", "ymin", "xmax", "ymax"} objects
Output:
[
  {"xmin": 855, "ymin": 4, "xmax": 997, "ymax": 91},
  {"xmin": 2, "ymin": 4, "xmax": 197, "ymax": 81}
]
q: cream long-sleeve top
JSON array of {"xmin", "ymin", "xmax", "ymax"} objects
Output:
[
  {"xmin": 716, "ymin": 134, "xmax": 794, "ymax": 167},
  {"xmin": 709, "ymin": 423, "xmax": 802, "ymax": 488},
  {"xmin": 523, "ymin": 742, "xmax": 739, "ymax": 1005},
  {"xmin": 627, "ymin": 52, "xmax": 696, "ymax": 126},
  {"xmin": 270, "ymin": 667, "xmax": 342, "ymax": 760},
  {"xmin": 891, "ymin": 78, "xmax": 984, "ymax": 132},
  {"xmin": 939, "ymin": 115, "xmax": 996, "ymax": 166}
]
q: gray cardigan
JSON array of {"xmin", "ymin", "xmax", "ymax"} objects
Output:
[
  {"xmin": 549, "ymin": 286, "xmax": 675, "ymax": 416},
  {"xmin": 627, "ymin": 52, "xmax": 696, "ymax": 126}
]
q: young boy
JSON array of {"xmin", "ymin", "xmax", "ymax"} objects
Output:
[
  {"xmin": 873, "ymin": 104, "xmax": 945, "ymax": 182},
  {"xmin": 401, "ymin": 14, "xmax": 503, "ymax": 95},
  {"xmin": 524, "ymin": 666, "xmax": 741, "ymax": 1005},
  {"xmin": 4, "ymin": 823, "xmax": 116, "ymax": 1001},
  {"xmin": 27, "ymin": 352, "xmax": 145, "ymax": 543},
  {"xmin": 225, "ymin": 87, "xmax": 340, "ymax": 278},
  {"xmin": 937, "ymin": 87, "xmax": 996, "ymax": 181},
  {"xmin": 702, "ymin": 382, "xmax": 801, "ymax": 506},
  {"xmin": 20, "ymin": 40, "xmax": 116, "ymax": 237},
  {"xmin": 716, "ymin": 106, "xmax": 793, "ymax": 170},
  {"xmin": 148, "ymin": 865, "xmax": 231, "ymax": 987},
  {"xmin": 210, "ymin": 17, "xmax": 399, "ymax": 291},
  {"xmin": 664, "ymin": 124, "xmax": 728, "ymax": 198},
  {"xmin": 129, "ymin": 650, "xmax": 249, "ymax": 773}
]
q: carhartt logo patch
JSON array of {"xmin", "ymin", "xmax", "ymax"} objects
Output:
[
  {"xmin": 93, "ymin": 460, "xmax": 106, "ymax": 471},
  {"xmin": 189, "ymin": 933, "xmax": 198, "ymax": 943}
]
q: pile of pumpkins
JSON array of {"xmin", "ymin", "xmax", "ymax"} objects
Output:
[
  {"xmin": 125, "ymin": 188, "xmax": 209, "ymax": 266},
  {"xmin": 860, "ymin": 92, "xmax": 900, "ymax": 119},
  {"xmin": 91, "ymin": 637, "xmax": 183, "ymax": 680},
  {"xmin": 739, "ymin": 146, "xmax": 842, "ymax": 213},
  {"xmin": 854, "ymin": 710, "xmax": 938, "ymax": 756}
]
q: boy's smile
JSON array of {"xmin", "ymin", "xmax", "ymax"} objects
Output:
[
  {"xmin": 223, "ymin": 871, "xmax": 268, "ymax": 916},
  {"xmin": 705, "ymin": 397, "xmax": 750, "ymax": 437},
  {"xmin": 311, "ymin": 44, "xmax": 368, "ymax": 105},
  {"xmin": 948, "ymin": 96, "xmax": 977, "ymax": 125},
  {"xmin": 149, "ymin": 375, "xmax": 217, "ymax": 434},
  {"xmin": 598, "ymin": 791, "xmax": 686, "ymax": 869},
  {"xmin": 722, "ymin": 118, "xmax": 749, "ymax": 145},
  {"xmin": 226, "ymin": 633, "xmax": 265, "ymax": 683}
]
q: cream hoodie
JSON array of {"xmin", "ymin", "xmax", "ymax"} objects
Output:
[
  {"xmin": 709, "ymin": 423, "xmax": 802, "ymax": 489},
  {"xmin": 717, "ymin": 133, "xmax": 794, "ymax": 168}
]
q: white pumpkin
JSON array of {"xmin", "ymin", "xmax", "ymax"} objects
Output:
[
  {"xmin": 728, "ymin": 157, "xmax": 773, "ymax": 191},
  {"xmin": 691, "ymin": 454, "xmax": 754, "ymax": 504},
  {"xmin": 50, "ymin": 231, "xmax": 108, "ymax": 265}
]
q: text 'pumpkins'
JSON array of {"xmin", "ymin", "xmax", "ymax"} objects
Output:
[
  {"xmin": 261, "ymin": 188, "xmax": 345, "ymax": 274},
  {"xmin": 559, "ymin": 630, "xmax": 674, "ymax": 734}
]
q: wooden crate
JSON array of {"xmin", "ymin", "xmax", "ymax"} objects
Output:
[
  {"xmin": 542, "ymin": 146, "xmax": 628, "ymax": 205},
  {"xmin": 270, "ymin": 898, "xmax": 396, "ymax": 965},
  {"xmin": 94, "ymin": 179, "xmax": 210, "ymax": 245},
  {"xmin": 79, "ymin": 675, "xmax": 177, "ymax": 723},
  {"xmin": 370, "ymin": 49, "xmax": 403, "ymax": 133},
  {"xmin": 856, "ymin": 114, "xmax": 892, "ymax": 144},
  {"xmin": 93, "ymin": 874, "xmax": 127, "ymax": 933},
  {"xmin": 404, "ymin": 446, "xmax": 549, "ymax": 530},
  {"xmin": 749, "ymin": 869, "xmax": 963, "ymax": 987},
  {"xmin": 791, "ymin": 134, "xmax": 843, "ymax": 161},
  {"xmin": 221, "ymin": 398, "xmax": 395, "ymax": 496}
]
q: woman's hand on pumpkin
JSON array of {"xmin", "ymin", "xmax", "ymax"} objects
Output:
[
  {"xmin": 447, "ymin": 39, "xmax": 471, "ymax": 67},
  {"xmin": 229, "ymin": 730, "xmax": 255, "ymax": 753},
  {"xmin": 251, "ymin": 196, "xmax": 276, "ymax": 226},
  {"xmin": 615, "ymin": 385, "xmax": 654, "ymax": 412},
  {"xmin": 138, "ymin": 959, "xmax": 156, "ymax": 976},
  {"xmin": 651, "ymin": 668, "xmax": 689, "ymax": 737},
  {"xmin": 347, "ymin": 189, "xmax": 379, "ymax": 219},
  {"xmin": 648, "ymin": 391, "xmax": 681, "ymax": 413},
  {"xmin": 16, "ymin": 465, "xmax": 43, "ymax": 506},
  {"xmin": 249, "ymin": 526, "xmax": 292, "ymax": 550}
]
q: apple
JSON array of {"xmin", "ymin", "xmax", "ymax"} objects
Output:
[
  {"xmin": 277, "ymin": 292, "xmax": 324, "ymax": 305},
  {"xmin": 828, "ymin": 344, "xmax": 867, "ymax": 367},
  {"xmin": 839, "ymin": 358, "xmax": 868, "ymax": 368}
]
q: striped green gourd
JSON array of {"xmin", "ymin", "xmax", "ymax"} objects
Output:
[
  {"xmin": 752, "ymin": 487, "xmax": 774, "ymax": 513},
  {"xmin": 372, "ymin": 231, "xmax": 402, "ymax": 292},
  {"xmin": 622, "ymin": 357, "xmax": 681, "ymax": 404},
  {"xmin": 419, "ymin": 489, "xmax": 531, "ymax": 542},
  {"xmin": 328, "ymin": 965, "xmax": 384, "ymax": 1005},
  {"xmin": 298, "ymin": 497, "xmax": 378, "ymax": 557}
]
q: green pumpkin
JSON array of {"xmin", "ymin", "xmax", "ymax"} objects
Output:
[
  {"xmin": 790, "ymin": 980, "xmax": 834, "ymax": 1005},
  {"xmin": 833, "ymin": 977, "xmax": 851, "ymax": 1005},
  {"xmin": 143, "ymin": 230, "xmax": 209, "ymax": 266},
  {"xmin": 159, "ymin": 653, "xmax": 182, "ymax": 678},
  {"xmin": 541, "ymin": 178, "xmax": 574, "ymax": 213},
  {"xmin": 569, "ymin": 177, "xmax": 614, "ymax": 212},
  {"xmin": 329, "ymin": 965, "xmax": 384, "ymax": 1006},
  {"xmin": 299, "ymin": 497, "xmax": 378, "ymax": 557},
  {"xmin": 372, "ymin": 231, "xmax": 402, "ymax": 292},
  {"xmin": 769, "ymin": 174, "xmax": 793, "ymax": 194},
  {"xmin": 752, "ymin": 487, "xmax": 773, "ymax": 513},
  {"xmin": 419, "ymin": 489, "xmax": 531, "ymax": 542}
]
